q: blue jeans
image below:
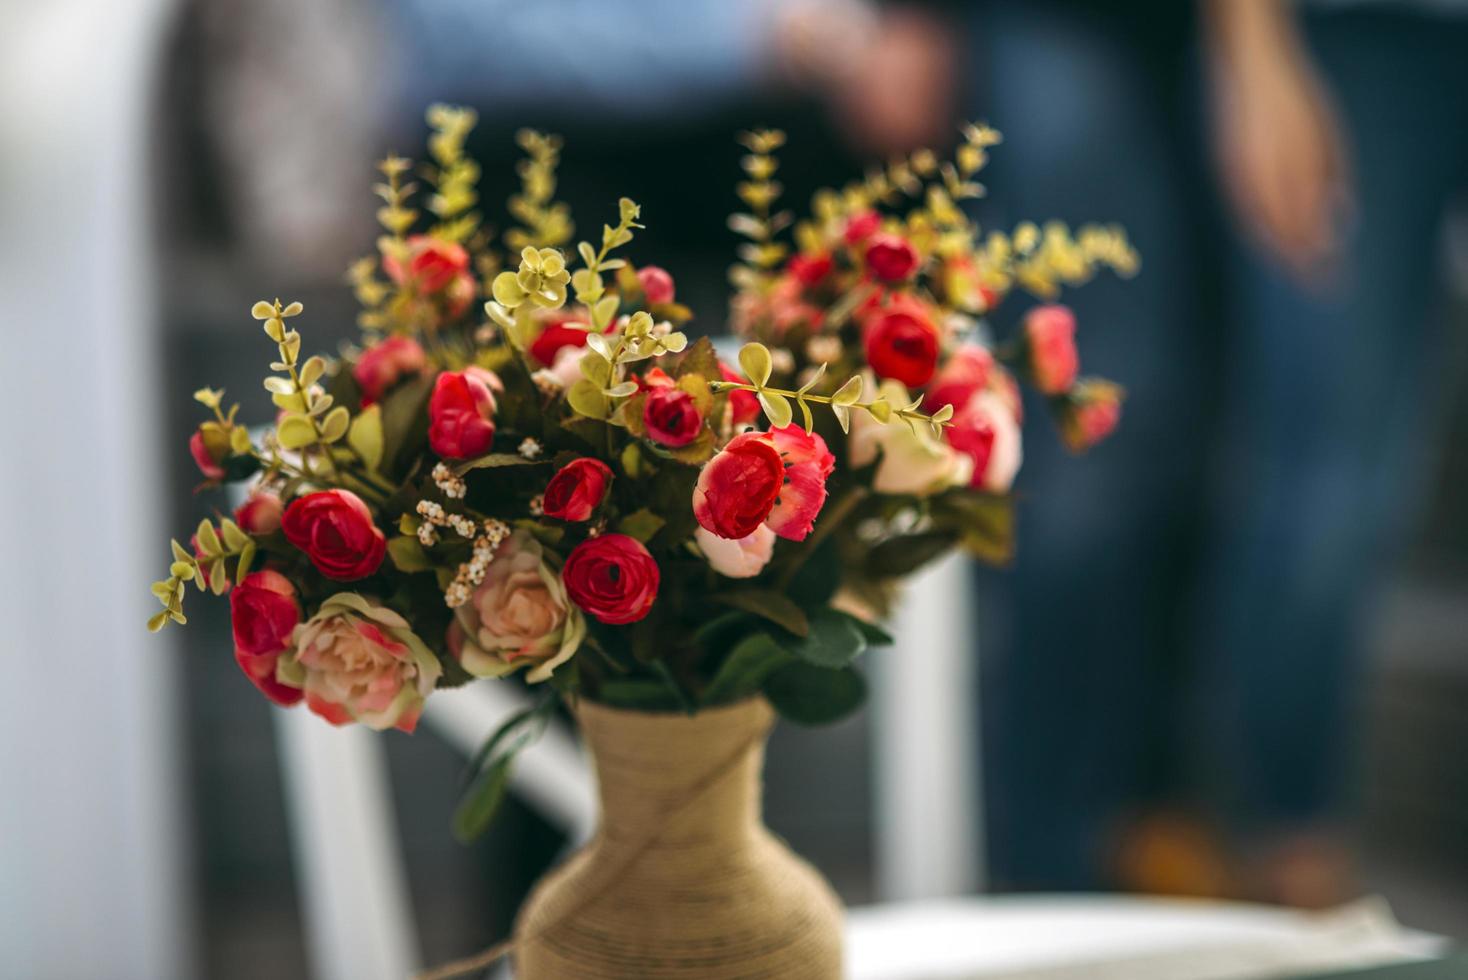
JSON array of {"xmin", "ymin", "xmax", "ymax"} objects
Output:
[{"xmin": 970, "ymin": 2, "xmax": 1467, "ymax": 889}]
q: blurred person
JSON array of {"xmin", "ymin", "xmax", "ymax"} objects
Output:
[
  {"xmin": 1197, "ymin": 0, "xmax": 1468, "ymax": 906},
  {"xmin": 971, "ymin": 0, "xmax": 1468, "ymax": 908}
]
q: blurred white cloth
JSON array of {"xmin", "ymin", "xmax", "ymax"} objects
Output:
[
  {"xmin": 847, "ymin": 895, "xmax": 1444, "ymax": 980},
  {"xmin": 0, "ymin": 2, "xmax": 190, "ymax": 978}
]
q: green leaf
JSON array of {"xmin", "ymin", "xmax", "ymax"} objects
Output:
[
  {"xmin": 675, "ymin": 336, "xmax": 720, "ymax": 382},
  {"xmin": 596, "ymin": 677, "xmax": 683, "ymax": 712},
  {"xmin": 451, "ymin": 452, "xmax": 545, "ymax": 476},
  {"xmin": 763, "ymin": 662, "xmax": 867, "ymax": 726},
  {"xmin": 299, "ymin": 355, "xmax": 327, "ymax": 388},
  {"xmin": 782, "ymin": 608, "xmax": 865, "ymax": 668},
  {"xmin": 195, "ymin": 520, "xmax": 220, "ymax": 556},
  {"xmin": 219, "ymin": 519, "xmax": 248, "ymax": 551},
  {"xmin": 759, "ymin": 390, "xmax": 793, "ymax": 428},
  {"xmin": 931, "ymin": 491, "xmax": 1015, "ymax": 566},
  {"xmin": 319, "ymin": 405, "xmax": 351, "ymax": 443},
  {"xmin": 235, "ymin": 540, "xmax": 257, "ymax": 583},
  {"xmin": 711, "ymin": 591, "xmax": 809, "ymax": 637},
  {"xmin": 616, "ymin": 508, "xmax": 665, "ymax": 543},
  {"xmin": 842, "ymin": 612, "xmax": 893, "ymax": 647},
  {"xmin": 277, "ymin": 413, "xmax": 317, "ymax": 449},
  {"xmin": 738, "ymin": 342, "xmax": 773, "ymax": 387},
  {"xmin": 568, "ymin": 379, "xmax": 609, "ymax": 419},
  {"xmin": 347, "ymin": 404, "xmax": 384, "ymax": 471},
  {"xmin": 865, "ymin": 531, "xmax": 957, "ymax": 577},
  {"xmin": 147, "ymin": 611, "xmax": 170, "ymax": 632},
  {"xmin": 703, "ymin": 633, "xmax": 794, "ymax": 706},
  {"xmin": 452, "ymin": 697, "xmax": 555, "ymax": 843},
  {"xmin": 387, "ymin": 536, "xmax": 432, "ymax": 573}
]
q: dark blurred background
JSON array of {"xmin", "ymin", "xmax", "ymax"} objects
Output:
[{"xmin": 3, "ymin": 1, "xmax": 1466, "ymax": 977}]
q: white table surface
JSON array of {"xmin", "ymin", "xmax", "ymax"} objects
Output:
[{"xmin": 845, "ymin": 895, "xmax": 1446, "ymax": 980}]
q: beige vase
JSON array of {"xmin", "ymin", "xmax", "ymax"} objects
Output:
[{"xmin": 513, "ymin": 697, "xmax": 844, "ymax": 979}]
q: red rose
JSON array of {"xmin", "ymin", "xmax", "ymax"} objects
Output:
[
  {"xmin": 282, "ymin": 489, "xmax": 387, "ymax": 581},
  {"xmin": 844, "ymin": 209, "xmax": 881, "ymax": 244},
  {"xmin": 230, "ymin": 570, "xmax": 303, "ymax": 707},
  {"xmin": 353, "ymin": 335, "xmax": 426, "ymax": 406},
  {"xmin": 636, "ymin": 265, "xmax": 676, "ymax": 304},
  {"xmin": 719, "ymin": 363, "xmax": 761, "ymax": 427},
  {"xmin": 543, "ymin": 458, "xmax": 614, "ymax": 522},
  {"xmin": 428, "ymin": 367, "xmax": 500, "ymax": 459},
  {"xmin": 562, "ymin": 533, "xmax": 660, "ymax": 625},
  {"xmin": 384, "ymin": 234, "xmax": 470, "ymax": 293},
  {"xmin": 864, "ymin": 233, "xmax": 919, "ymax": 282},
  {"xmin": 189, "ymin": 430, "xmax": 225, "ymax": 481},
  {"xmin": 928, "ymin": 344, "xmax": 995, "ymax": 414},
  {"xmin": 765, "ymin": 426, "xmax": 834, "ymax": 541},
  {"xmin": 1025, "ymin": 304, "xmax": 1079, "ymax": 395},
  {"xmin": 529, "ymin": 320, "xmax": 591, "ymax": 367},
  {"xmin": 862, "ymin": 296, "xmax": 940, "ymax": 388},
  {"xmin": 643, "ymin": 386, "xmax": 703, "ymax": 447},
  {"xmin": 234, "ymin": 489, "xmax": 284, "ymax": 535},
  {"xmin": 788, "ymin": 252, "xmax": 833, "ymax": 287},
  {"xmin": 693, "ymin": 432, "xmax": 785, "ymax": 539}
]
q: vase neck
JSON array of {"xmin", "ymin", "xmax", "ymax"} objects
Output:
[{"xmin": 577, "ymin": 698, "xmax": 772, "ymax": 846}]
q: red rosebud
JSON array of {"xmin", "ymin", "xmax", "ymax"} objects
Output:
[
  {"xmin": 844, "ymin": 210, "xmax": 881, "ymax": 244},
  {"xmin": 543, "ymin": 458, "xmax": 614, "ymax": 522},
  {"xmin": 719, "ymin": 363, "xmax": 762, "ymax": 427},
  {"xmin": 693, "ymin": 432, "xmax": 785, "ymax": 540},
  {"xmin": 281, "ymin": 489, "xmax": 387, "ymax": 581},
  {"xmin": 864, "ymin": 233, "xmax": 919, "ymax": 283},
  {"xmin": 428, "ymin": 367, "xmax": 500, "ymax": 459},
  {"xmin": 636, "ymin": 265, "xmax": 676, "ymax": 304},
  {"xmin": 928, "ymin": 344, "xmax": 995, "ymax": 414},
  {"xmin": 353, "ymin": 335, "xmax": 427, "ymax": 406},
  {"xmin": 643, "ymin": 385, "xmax": 703, "ymax": 447},
  {"xmin": 1058, "ymin": 380, "xmax": 1123, "ymax": 453},
  {"xmin": 862, "ymin": 296, "xmax": 941, "ymax": 388},
  {"xmin": 562, "ymin": 533, "xmax": 660, "ymax": 625},
  {"xmin": 788, "ymin": 252, "xmax": 834, "ymax": 287},
  {"xmin": 765, "ymin": 425, "xmax": 834, "ymax": 541},
  {"xmin": 529, "ymin": 320, "xmax": 591, "ymax": 367},
  {"xmin": 230, "ymin": 570, "xmax": 303, "ymax": 707},
  {"xmin": 384, "ymin": 234, "xmax": 470, "ymax": 293},
  {"xmin": 190, "ymin": 430, "xmax": 225, "ymax": 481},
  {"xmin": 234, "ymin": 490, "xmax": 285, "ymax": 535},
  {"xmin": 1025, "ymin": 304, "xmax": 1079, "ymax": 395}
]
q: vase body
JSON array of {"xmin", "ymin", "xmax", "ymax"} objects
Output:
[{"xmin": 513, "ymin": 697, "xmax": 843, "ymax": 978}]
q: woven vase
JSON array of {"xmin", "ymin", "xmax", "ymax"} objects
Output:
[{"xmin": 513, "ymin": 697, "xmax": 844, "ymax": 978}]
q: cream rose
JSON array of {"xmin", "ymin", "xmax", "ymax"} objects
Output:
[
  {"xmin": 695, "ymin": 523, "xmax": 776, "ymax": 578},
  {"xmin": 849, "ymin": 379, "xmax": 973, "ymax": 496},
  {"xmin": 447, "ymin": 529, "xmax": 585, "ymax": 682},
  {"xmin": 280, "ymin": 593, "xmax": 441, "ymax": 733}
]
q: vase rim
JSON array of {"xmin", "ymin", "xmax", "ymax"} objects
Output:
[{"xmin": 572, "ymin": 694, "xmax": 774, "ymax": 729}]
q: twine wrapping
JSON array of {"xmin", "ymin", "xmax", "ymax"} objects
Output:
[{"xmin": 416, "ymin": 698, "xmax": 843, "ymax": 980}]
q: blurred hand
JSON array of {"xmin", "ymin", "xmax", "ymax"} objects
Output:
[
  {"xmin": 776, "ymin": 3, "xmax": 959, "ymax": 157},
  {"xmin": 1207, "ymin": 1, "xmax": 1354, "ymax": 284}
]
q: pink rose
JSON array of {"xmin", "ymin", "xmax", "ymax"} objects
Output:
[
  {"xmin": 636, "ymin": 265, "xmax": 676, "ymax": 304},
  {"xmin": 428, "ymin": 367, "xmax": 501, "ymax": 459},
  {"xmin": 695, "ymin": 524, "xmax": 776, "ymax": 579},
  {"xmin": 447, "ymin": 530, "xmax": 585, "ymax": 682},
  {"xmin": 353, "ymin": 335, "xmax": 426, "ymax": 406},
  {"xmin": 788, "ymin": 252, "xmax": 834, "ymax": 287},
  {"xmin": 234, "ymin": 490, "xmax": 284, "ymax": 535},
  {"xmin": 844, "ymin": 210, "xmax": 881, "ymax": 244},
  {"xmin": 928, "ymin": 344, "xmax": 995, "ymax": 415},
  {"xmin": 383, "ymin": 234, "xmax": 470, "ymax": 293},
  {"xmin": 1024, "ymin": 304, "xmax": 1080, "ymax": 395},
  {"xmin": 764, "ymin": 425, "xmax": 834, "ymax": 542},
  {"xmin": 949, "ymin": 390, "xmax": 1023, "ymax": 493},
  {"xmin": 280, "ymin": 594, "xmax": 441, "ymax": 733},
  {"xmin": 229, "ymin": 570, "xmax": 304, "ymax": 707}
]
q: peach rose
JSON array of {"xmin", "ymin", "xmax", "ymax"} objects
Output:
[
  {"xmin": 447, "ymin": 530, "xmax": 585, "ymax": 682},
  {"xmin": 695, "ymin": 524, "xmax": 776, "ymax": 579},
  {"xmin": 279, "ymin": 594, "xmax": 441, "ymax": 733}
]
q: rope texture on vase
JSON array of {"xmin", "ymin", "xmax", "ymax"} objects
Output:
[{"xmin": 413, "ymin": 714, "xmax": 777, "ymax": 980}]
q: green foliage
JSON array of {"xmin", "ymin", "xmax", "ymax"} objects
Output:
[
  {"xmin": 453, "ymin": 694, "xmax": 555, "ymax": 842},
  {"xmin": 763, "ymin": 662, "xmax": 867, "ymax": 726}
]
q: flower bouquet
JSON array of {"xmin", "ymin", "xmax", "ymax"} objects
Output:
[{"xmin": 150, "ymin": 106, "xmax": 1135, "ymax": 978}]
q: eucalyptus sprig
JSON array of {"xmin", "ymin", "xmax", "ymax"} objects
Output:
[
  {"xmin": 252, "ymin": 300, "xmax": 352, "ymax": 477},
  {"xmin": 505, "ymin": 129, "xmax": 573, "ymax": 251},
  {"xmin": 424, "ymin": 103, "xmax": 481, "ymax": 243},
  {"xmin": 710, "ymin": 343, "xmax": 954, "ymax": 437},
  {"xmin": 728, "ymin": 130, "xmax": 789, "ymax": 290},
  {"xmin": 567, "ymin": 311, "xmax": 688, "ymax": 421},
  {"xmin": 147, "ymin": 518, "xmax": 258, "ymax": 632}
]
